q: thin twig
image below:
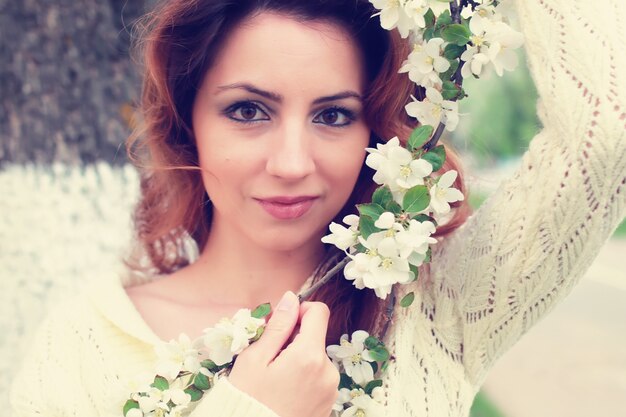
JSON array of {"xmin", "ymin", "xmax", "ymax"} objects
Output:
[{"xmin": 298, "ymin": 256, "xmax": 350, "ymax": 301}]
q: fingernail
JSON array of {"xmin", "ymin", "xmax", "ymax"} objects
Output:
[{"xmin": 276, "ymin": 291, "xmax": 295, "ymax": 311}]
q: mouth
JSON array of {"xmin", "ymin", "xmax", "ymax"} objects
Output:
[{"xmin": 254, "ymin": 196, "xmax": 319, "ymax": 220}]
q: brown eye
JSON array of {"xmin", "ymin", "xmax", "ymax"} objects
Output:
[
  {"xmin": 313, "ymin": 107, "xmax": 354, "ymax": 127},
  {"xmin": 239, "ymin": 104, "xmax": 258, "ymax": 120},
  {"xmin": 321, "ymin": 110, "xmax": 339, "ymax": 125},
  {"xmin": 227, "ymin": 101, "xmax": 270, "ymax": 123}
]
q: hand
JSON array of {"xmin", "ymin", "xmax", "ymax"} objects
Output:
[{"xmin": 228, "ymin": 291, "xmax": 339, "ymax": 417}]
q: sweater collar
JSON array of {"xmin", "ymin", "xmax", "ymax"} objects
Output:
[{"xmin": 87, "ymin": 276, "xmax": 163, "ymax": 346}]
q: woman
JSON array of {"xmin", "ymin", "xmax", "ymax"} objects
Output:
[{"xmin": 10, "ymin": 0, "xmax": 625, "ymax": 417}]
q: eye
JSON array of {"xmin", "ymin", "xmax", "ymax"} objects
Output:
[
  {"xmin": 313, "ymin": 107, "xmax": 355, "ymax": 127},
  {"xmin": 226, "ymin": 101, "xmax": 270, "ymax": 123}
]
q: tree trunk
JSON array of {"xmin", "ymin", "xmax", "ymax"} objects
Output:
[{"xmin": 0, "ymin": 0, "xmax": 150, "ymax": 166}]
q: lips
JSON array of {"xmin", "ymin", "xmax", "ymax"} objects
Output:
[{"xmin": 255, "ymin": 196, "xmax": 318, "ymax": 220}]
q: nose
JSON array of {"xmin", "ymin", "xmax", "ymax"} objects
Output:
[{"xmin": 265, "ymin": 122, "xmax": 316, "ymax": 180}]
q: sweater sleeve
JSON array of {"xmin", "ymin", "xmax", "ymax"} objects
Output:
[
  {"xmin": 427, "ymin": 0, "xmax": 626, "ymax": 385},
  {"xmin": 188, "ymin": 378, "xmax": 280, "ymax": 417}
]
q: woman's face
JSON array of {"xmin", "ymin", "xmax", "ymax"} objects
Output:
[{"xmin": 192, "ymin": 12, "xmax": 370, "ymax": 253}]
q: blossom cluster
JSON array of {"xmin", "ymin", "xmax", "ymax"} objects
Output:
[
  {"xmin": 326, "ymin": 331, "xmax": 389, "ymax": 417},
  {"xmin": 322, "ymin": 130, "xmax": 463, "ymax": 299},
  {"xmin": 123, "ymin": 308, "xmax": 267, "ymax": 417},
  {"xmin": 371, "ymin": 0, "xmax": 524, "ymax": 132}
]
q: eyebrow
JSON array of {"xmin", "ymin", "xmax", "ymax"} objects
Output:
[{"xmin": 216, "ymin": 82, "xmax": 362, "ymax": 104}]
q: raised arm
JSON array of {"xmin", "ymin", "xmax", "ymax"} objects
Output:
[{"xmin": 427, "ymin": 0, "xmax": 626, "ymax": 384}]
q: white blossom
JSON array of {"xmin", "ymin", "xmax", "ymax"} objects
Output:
[
  {"xmin": 341, "ymin": 392, "xmax": 385, "ymax": 417},
  {"xmin": 399, "ymin": 38, "xmax": 450, "ymax": 88},
  {"xmin": 137, "ymin": 387, "xmax": 171, "ymax": 415},
  {"xmin": 429, "ymin": 170, "xmax": 464, "ymax": 215},
  {"xmin": 202, "ymin": 312, "xmax": 260, "ymax": 366},
  {"xmin": 326, "ymin": 331, "xmax": 375, "ymax": 385},
  {"xmin": 365, "ymin": 137, "xmax": 433, "ymax": 197},
  {"xmin": 462, "ymin": 14, "xmax": 524, "ymax": 77},
  {"xmin": 344, "ymin": 232, "xmax": 413, "ymax": 299},
  {"xmin": 154, "ymin": 334, "xmax": 201, "ymax": 380},
  {"xmin": 369, "ymin": 0, "xmax": 414, "ymax": 38},
  {"xmin": 405, "ymin": 88, "xmax": 459, "ymax": 132},
  {"xmin": 126, "ymin": 409, "xmax": 143, "ymax": 417},
  {"xmin": 322, "ymin": 214, "xmax": 360, "ymax": 251},
  {"xmin": 333, "ymin": 388, "xmax": 353, "ymax": 413},
  {"xmin": 395, "ymin": 220, "xmax": 437, "ymax": 267}
]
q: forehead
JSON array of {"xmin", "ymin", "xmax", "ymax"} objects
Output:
[{"xmin": 202, "ymin": 12, "xmax": 365, "ymax": 95}]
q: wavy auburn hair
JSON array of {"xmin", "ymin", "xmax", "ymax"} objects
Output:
[{"xmin": 126, "ymin": 0, "xmax": 471, "ymax": 343}]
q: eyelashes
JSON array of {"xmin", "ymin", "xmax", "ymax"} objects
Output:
[{"xmin": 223, "ymin": 100, "xmax": 358, "ymax": 128}]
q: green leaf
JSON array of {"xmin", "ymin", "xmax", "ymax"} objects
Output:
[
  {"xmin": 400, "ymin": 292, "xmax": 415, "ymax": 308},
  {"xmin": 368, "ymin": 346, "xmax": 390, "ymax": 362},
  {"xmin": 435, "ymin": 10, "xmax": 453, "ymax": 29},
  {"xmin": 201, "ymin": 359, "xmax": 218, "ymax": 371},
  {"xmin": 412, "ymin": 214, "xmax": 435, "ymax": 224},
  {"xmin": 372, "ymin": 186, "xmax": 393, "ymax": 207},
  {"xmin": 339, "ymin": 373, "xmax": 353, "ymax": 389},
  {"xmin": 251, "ymin": 326, "xmax": 265, "ymax": 342},
  {"xmin": 424, "ymin": 8, "xmax": 436, "ymax": 28},
  {"xmin": 402, "ymin": 185, "xmax": 430, "ymax": 213},
  {"xmin": 408, "ymin": 125, "xmax": 434, "ymax": 151},
  {"xmin": 359, "ymin": 215, "xmax": 379, "ymax": 239},
  {"xmin": 151, "ymin": 375, "xmax": 169, "ymax": 391},
  {"xmin": 423, "ymin": 27, "xmax": 436, "ymax": 42},
  {"xmin": 385, "ymin": 200, "xmax": 402, "ymax": 215},
  {"xmin": 424, "ymin": 247, "xmax": 432, "ymax": 263},
  {"xmin": 185, "ymin": 387, "xmax": 204, "ymax": 402},
  {"xmin": 194, "ymin": 373, "xmax": 211, "ymax": 390},
  {"xmin": 251, "ymin": 302, "xmax": 271, "ymax": 319},
  {"xmin": 443, "ymin": 43, "xmax": 465, "ymax": 60},
  {"xmin": 442, "ymin": 81, "xmax": 462, "ymax": 101},
  {"xmin": 364, "ymin": 335, "xmax": 383, "ymax": 350},
  {"xmin": 442, "ymin": 24, "xmax": 471, "ymax": 46},
  {"xmin": 123, "ymin": 399, "xmax": 139, "ymax": 416},
  {"xmin": 410, "ymin": 264, "xmax": 420, "ymax": 282},
  {"xmin": 422, "ymin": 145, "xmax": 446, "ymax": 171},
  {"xmin": 364, "ymin": 380, "xmax": 383, "ymax": 395},
  {"xmin": 357, "ymin": 203, "xmax": 385, "ymax": 220},
  {"xmin": 442, "ymin": 59, "xmax": 460, "ymax": 82},
  {"xmin": 370, "ymin": 361, "xmax": 379, "ymax": 375},
  {"xmin": 381, "ymin": 360, "xmax": 390, "ymax": 373}
]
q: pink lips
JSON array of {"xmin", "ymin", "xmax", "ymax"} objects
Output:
[{"xmin": 255, "ymin": 196, "xmax": 318, "ymax": 220}]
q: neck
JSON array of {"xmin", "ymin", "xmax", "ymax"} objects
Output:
[{"xmin": 185, "ymin": 219, "xmax": 326, "ymax": 309}]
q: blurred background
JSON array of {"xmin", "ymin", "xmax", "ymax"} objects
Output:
[{"xmin": 1, "ymin": 1, "xmax": 624, "ymax": 416}]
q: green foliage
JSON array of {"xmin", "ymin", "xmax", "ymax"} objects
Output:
[
  {"xmin": 470, "ymin": 391, "xmax": 507, "ymax": 417},
  {"xmin": 451, "ymin": 50, "xmax": 541, "ymax": 163},
  {"xmin": 251, "ymin": 303, "xmax": 271, "ymax": 319},
  {"xmin": 403, "ymin": 185, "xmax": 430, "ymax": 213},
  {"xmin": 442, "ymin": 24, "xmax": 471, "ymax": 46},
  {"xmin": 408, "ymin": 125, "xmax": 434, "ymax": 151},
  {"xmin": 151, "ymin": 375, "xmax": 169, "ymax": 391},
  {"xmin": 400, "ymin": 292, "xmax": 415, "ymax": 307},
  {"xmin": 358, "ymin": 203, "xmax": 386, "ymax": 220},
  {"xmin": 184, "ymin": 387, "xmax": 203, "ymax": 402},
  {"xmin": 359, "ymin": 215, "xmax": 379, "ymax": 239},
  {"xmin": 372, "ymin": 186, "xmax": 393, "ymax": 206},
  {"xmin": 123, "ymin": 400, "xmax": 139, "ymax": 416},
  {"xmin": 193, "ymin": 373, "xmax": 211, "ymax": 390},
  {"xmin": 442, "ymin": 80, "xmax": 466, "ymax": 101},
  {"xmin": 364, "ymin": 380, "xmax": 383, "ymax": 395},
  {"xmin": 422, "ymin": 145, "xmax": 446, "ymax": 171}
]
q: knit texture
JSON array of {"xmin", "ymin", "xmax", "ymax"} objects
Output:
[{"xmin": 10, "ymin": 0, "xmax": 626, "ymax": 416}]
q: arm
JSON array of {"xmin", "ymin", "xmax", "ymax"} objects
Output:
[{"xmin": 427, "ymin": 0, "xmax": 626, "ymax": 385}]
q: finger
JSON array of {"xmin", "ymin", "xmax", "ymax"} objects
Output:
[
  {"xmin": 291, "ymin": 301, "xmax": 330, "ymax": 352},
  {"xmin": 245, "ymin": 291, "xmax": 299, "ymax": 364}
]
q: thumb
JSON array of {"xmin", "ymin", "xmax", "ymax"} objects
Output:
[{"xmin": 246, "ymin": 291, "xmax": 299, "ymax": 364}]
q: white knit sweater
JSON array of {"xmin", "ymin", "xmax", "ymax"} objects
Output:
[{"xmin": 10, "ymin": 0, "xmax": 626, "ymax": 416}]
